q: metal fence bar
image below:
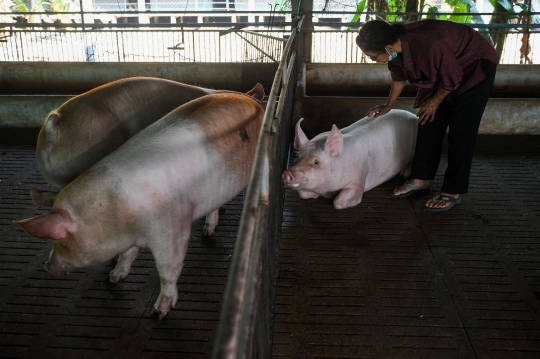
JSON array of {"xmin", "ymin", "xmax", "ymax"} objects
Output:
[
  {"xmin": 0, "ymin": 28, "xmax": 290, "ymax": 62},
  {"xmin": 2, "ymin": 9, "xmax": 539, "ymax": 64},
  {"xmin": 211, "ymin": 15, "xmax": 302, "ymax": 359},
  {"xmin": 308, "ymin": 29, "xmax": 539, "ymax": 64}
]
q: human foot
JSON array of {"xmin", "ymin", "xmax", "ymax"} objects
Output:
[
  {"xmin": 424, "ymin": 193, "xmax": 461, "ymax": 212},
  {"xmin": 390, "ymin": 179, "xmax": 430, "ymax": 198}
]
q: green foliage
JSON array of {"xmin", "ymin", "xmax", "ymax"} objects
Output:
[
  {"xmin": 47, "ymin": 0, "xmax": 74, "ymax": 13},
  {"xmin": 10, "ymin": 0, "xmax": 45, "ymax": 21},
  {"xmin": 274, "ymin": 0, "xmax": 290, "ymax": 13},
  {"xmin": 347, "ymin": 0, "xmax": 367, "ymax": 30},
  {"xmin": 487, "ymin": 0, "xmax": 519, "ymax": 53},
  {"xmin": 386, "ymin": 0, "xmax": 406, "ymax": 22},
  {"xmin": 11, "ymin": 0, "xmax": 30, "ymax": 13},
  {"xmin": 488, "ymin": 0, "xmax": 514, "ymax": 12},
  {"xmin": 448, "ymin": 1, "xmax": 469, "ymax": 23},
  {"xmin": 425, "ymin": 6, "xmax": 447, "ymax": 20}
]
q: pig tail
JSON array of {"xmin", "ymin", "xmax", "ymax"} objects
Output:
[{"xmin": 356, "ymin": 19, "xmax": 403, "ymax": 53}]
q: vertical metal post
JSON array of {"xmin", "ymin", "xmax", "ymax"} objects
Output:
[
  {"xmin": 525, "ymin": 0, "xmax": 532, "ymax": 34},
  {"xmin": 291, "ymin": 0, "xmax": 312, "ymax": 63},
  {"xmin": 79, "ymin": 0, "xmax": 85, "ymax": 31}
]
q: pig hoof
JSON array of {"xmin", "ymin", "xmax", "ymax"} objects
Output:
[
  {"xmin": 152, "ymin": 295, "xmax": 175, "ymax": 319},
  {"xmin": 109, "ymin": 270, "xmax": 126, "ymax": 284},
  {"xmin": 150, "ymin": 307, "xmax": 169, "ymax": 320},
  {"xmin": 202, "ymin": 226, "xmax": 215, "ymax": 239}
]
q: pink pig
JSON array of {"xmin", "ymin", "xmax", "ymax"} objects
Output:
[
  {"xmin": 33, "ymin": 77, "xmax": 264, "ymax": 205},
  {"xmin": 282, "ymin": 109, "xmax": 418, "ymax": 209},
  {"xmin": 15, "ymin": 93, "xmax": 264, "ymax": 319}
]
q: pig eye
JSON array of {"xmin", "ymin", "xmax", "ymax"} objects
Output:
[{"xmin": 313, "ymin": 159, "xmax": 320, "ymax": 166}]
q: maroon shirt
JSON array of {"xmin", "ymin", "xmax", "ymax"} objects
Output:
[{"xmin": 388, "ymin": 20, "xmax": 500, "ymax": 108}]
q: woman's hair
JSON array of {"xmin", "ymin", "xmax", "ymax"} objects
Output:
[{"xmin": 356, "ymin": 20, "xmax": 406, "ymax": 53}]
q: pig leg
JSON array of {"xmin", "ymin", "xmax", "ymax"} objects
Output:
[
  {"xmin": 150, "ymin": 228, "xmax": 191, "ymax": 319},
  {"xmin": 109, "ymin": 245, "xmax": 141, "ymax": 283},
  {"xmin": 298, "ymin": 190, "xmax": 321, "ymax": 199},
  {"xmin": 202, "ymin": 209, "xmax": 219, "ymax": 238},
  {"xmin": 333, "ymin": 185, "xmax": 365, "ymax": 210}
]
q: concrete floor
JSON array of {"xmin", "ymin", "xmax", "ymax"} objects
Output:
[
  {"xmin": 1, "ymin": 129, "xmax": 540, "ymax": 359},
  {"xmin": 272, "ymin": 134, "xmax": 540, "ymax": 359}
]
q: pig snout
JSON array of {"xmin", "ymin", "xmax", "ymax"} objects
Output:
[
  {"xmin": 282, "ymin": 170, "xmax": 300, "ymax": 188},
  {"xmin": 44, "ymin": 257, "xmax": 73, "ymax": 277}
]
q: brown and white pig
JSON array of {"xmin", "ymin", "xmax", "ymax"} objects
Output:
[
  {"xmin": 33, "ymin": 77, "xmax": 264, "ymax": 205},
  {"xmin": 282, "ymin": 109, "xmax": 418, "ymax": 209},
  {"xmin": 15, "ymin": 92, "xmax": 265, "ymax": 319}
]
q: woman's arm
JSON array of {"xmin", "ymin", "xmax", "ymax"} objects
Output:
[{"xmin": 367, "ymin": 80, "xmax": 406, "ymax": 118}]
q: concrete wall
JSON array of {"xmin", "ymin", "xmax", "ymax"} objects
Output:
[
  {"xmin": 0, "ymin": 62, "xmax": 277, "ymax": 95},
  {"xmin": 0, "ymin": 62, "xmax": 278, "ymax": 128},
  {"xmin": 298, "ymin": 97, "xmax": 540, "ymax": 137},
  {"xmin": 296, "ymin": 63, "xmax": 540, "ymax": 135},
  {"xmin": 1, "ymin": 63, "xmax": 539, "ymax": 134},
  {"xmin": 304, "ymin": 63, "xmax": 540, "ymax": 98},
  {"xmin": 0, "ymin": 95, "xmax": 68, "ymax": 127}
]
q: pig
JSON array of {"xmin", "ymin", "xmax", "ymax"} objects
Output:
[
  {"xmin": 15, "ymin": 92, "xmax": 265, "ymax": 319},
  {"xmin": 282, "ymin": 109, "xmax": 418, "ymax": 209},
  {"xmin": 33, "ymin": 77, "xmax": 264, "ymax": 205}
]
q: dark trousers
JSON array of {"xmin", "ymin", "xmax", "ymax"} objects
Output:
[{"xmin": 410, "ymin": 59, "xmax": 498, "ymax": 194}]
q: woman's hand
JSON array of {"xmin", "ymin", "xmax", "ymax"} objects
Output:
[
  {"xmin": 417, "ymin": 88, "xmax": 450, "ymax": 125},
  {"xmin": 367, "ymin": 104, "xmax": 392, "ymax": 119},
  {"xmin": 416, "ymin": 97, "xmax": 442, "ymax": 125}
]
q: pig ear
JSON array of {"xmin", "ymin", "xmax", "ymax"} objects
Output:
[
  {"xmin": 246, "ymin": 83, "xmax": 265, "ymax": 101},
  {"xmin": 294, "ymin": 118, "xmax": 309, "ymax": 150},
  {"xmin": 14, "ymin": 212, "xmax": 72, "ymax": 241},
  {"xmin": 324, "ymin": 125, "xmax": 343, "ymax": 158}
]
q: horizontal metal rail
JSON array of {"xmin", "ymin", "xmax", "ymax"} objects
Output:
[{"xmin": 2, "ymin": 10, "xmax": 537, "ymax": 64}]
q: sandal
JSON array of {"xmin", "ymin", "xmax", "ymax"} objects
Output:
[
  {"xmin": 389, "ymin": 182, "xmax": 431, "ymax": 198},
  {"xmin": 424, "ymin": 194, "xmax": 461, "ymax": 213}
]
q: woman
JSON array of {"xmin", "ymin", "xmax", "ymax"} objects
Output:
[{"xmin": 356, "ymin": 19, "xmax": 499, "ymax": 212}]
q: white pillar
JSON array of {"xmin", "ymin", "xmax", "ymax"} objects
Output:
[
  {"xmin": 138, "ymin": 0, "xmax": 150, "ymax": 24},
  {"xmin": 82, "ymin": 0, "xmax": 94, "ymax": 25},
  {"xmin": 248, "ymin": 0, "xmax": 255, "ymax": 23}
]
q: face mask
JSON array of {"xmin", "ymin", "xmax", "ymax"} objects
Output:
[{"xmin": 386, "ymin": 47, "xmax": 397, "ymax": 61}]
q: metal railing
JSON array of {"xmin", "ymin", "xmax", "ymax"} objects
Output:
[
  {"xmin": 211, "ymin": 15, "xmax": 302, "ymax": 359},
  {"xmin": 0, "ymin": 10, "xmax": 292, "ymax": 62},
  {"xmin": 2, "ymin": 10, "xmax": 539, "ymax": 64},
  {"xmin": 303, "ymin": 10, "xmax": 540, "ymax": 64},
  {"xmin": 309, "ymin": 28, "xmax": 540, "ymax": 64}
]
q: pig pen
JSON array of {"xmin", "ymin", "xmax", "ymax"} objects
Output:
[
  {"xmin": 1, "ymin": 127, "xmax": 244, "ymax": 358},
  {"xmin": 267, "ymin": 63, "xmax": 540, "ymax": 358},
  {"xmin": 2, "ymin": 42, "xmax": 540, "ymax": 359},
  {"xmin": 0, "ymin": 20, "xmax": 300, "ymax": 358},
  {"xmin": 2, "ymin": 115, "xmax": 540, "ymax": 359}
]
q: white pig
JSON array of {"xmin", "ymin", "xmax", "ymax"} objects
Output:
[
  {"xmin": 282, "ymin": 109, "xmax": 418, "ymax": 209},
  {"xmin": 33, "ymin": 77, "xmax": 264, "ymax": 205},
  {"xmin": 15, "ymin": 92, "xmax": 264, "ymax": 319}
]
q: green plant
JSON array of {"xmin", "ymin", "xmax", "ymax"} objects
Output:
[
  {"xmin": 445, "ymin": 0, "xmax": 492, "ymax": 44},
  {"xmin": 274, "ymin": 0, "xmax": 290, "ymax": 13},
  {"xmin": 385, "ymin": 0, "xmax": 406, "ymax": 22},
  {"xmin": 11, "ymin": 0, "xmax": 45, "ymax": 22},
  {"xmin": 45, "ymin": 0, "xmax": 79, "ymax": 23},
  {"xmin": 47, "ymin": 0, "xmax": 74, "ymax": 13},
  {"xmin": 347, "ymin": 0, "xmax": 367, "ymax": 30},
  {"xmin": 488, "ymin": 0, "xmax": 520, "ymax": 53}
]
